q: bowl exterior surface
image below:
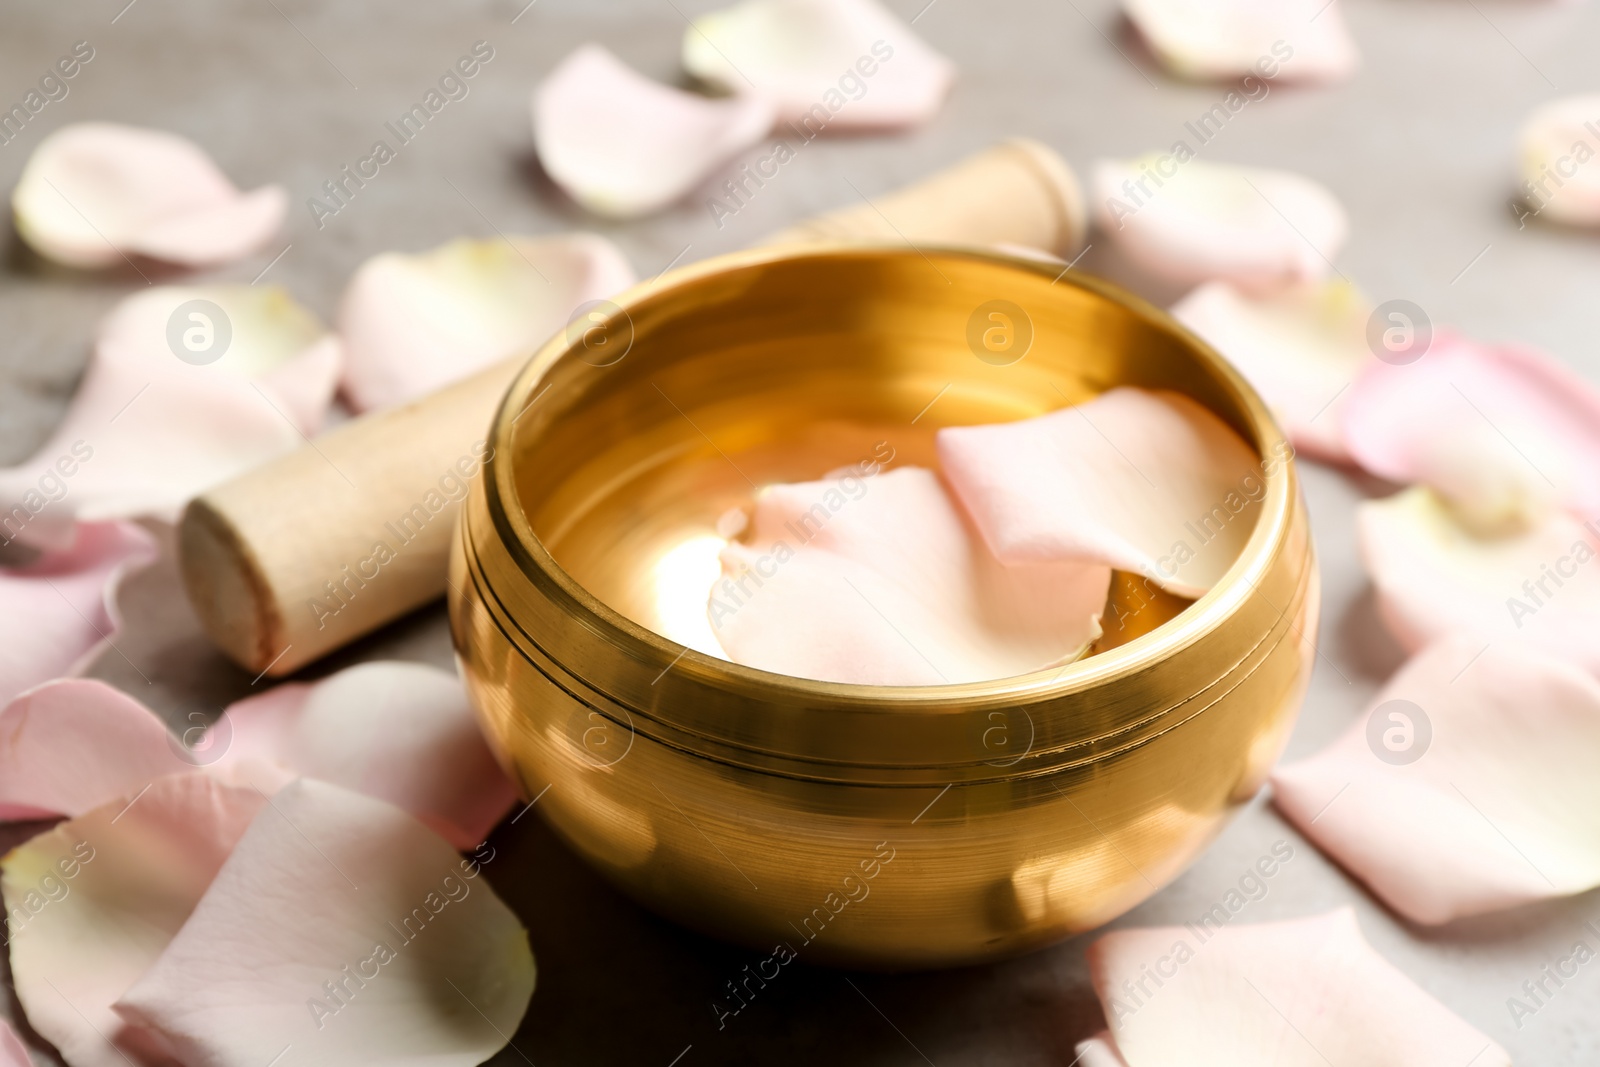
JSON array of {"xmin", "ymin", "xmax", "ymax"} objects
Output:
[{"xmin": 449, "ymin": 245, "xmax": 1318, "ymax": 969}]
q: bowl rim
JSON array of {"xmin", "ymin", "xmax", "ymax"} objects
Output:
[{"xmin": 480, "ymin": 241, "xmax": 1298, "ymax": 711}]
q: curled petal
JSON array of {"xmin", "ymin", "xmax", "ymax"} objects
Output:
[
  {"xmin": 1341, "ymin": 333, "xmax": 1600, "ymax": 531},
  {"xmin": 1273, "ymin": 638, "xmax": 1600, "ymax": 923},
  {"xmin": 0, "ymin": 523, "xmax": 157, "ymax": 708},
  {"xmin": 337, "ymin": 232, "xmax": 636, "ymax": 412},
  {"xmin": 1093, "ymin": 157, "xmax": 1347, "ymax": 292},
  {"xmin": 1, "ymin": 774, "xmax": 268, "ymax": 1067},
  {"xmin": 533, "ymin": 44, "xmax": 775, "ymax": 219},
  {"xmin": 12, "ymin": 122, "xmax": 285, "ymax": 269},
  {"xmin": 0, "ymin": 679, "xmax": 189, "ymax": 823},
  {"xmin": 1172, "ymin": 280, "xmax": 1371, "ymax": 464},
  {"xmin": 1122, "ymin": 0, "xmax": 1358, "ymax": 83},
  {"xmin": 1087, "ymin": 908, "xmax": 1508, "ymax": 1065},
  {"xmin": 214, "ymin": 662, "xmax": 517, "ymax": 849},
  {"xmin": 682, "ymin": 0, "xmax": 955, "ymax": 128},
  {"xmin": 711, "ymin": 466, "xmax": 1110, "ymax": 685},
  {"xmin": 938, "ymin": 387, "xmax": 1264, "ymax": 598},
  {"xmin": 114, "ymin": 779, "xmax": 536, "ymax": 1067},
  {"xmin": 0, "ymin": 286, "xmax": 338, "ymax": 547},
  {"xmin": 1358, "ymin": 485, "xmax": 1600, "ymax": 674},
  {"xmin": 1517, "ymin": 95, "xmax": 1600, "ymax": 226}
]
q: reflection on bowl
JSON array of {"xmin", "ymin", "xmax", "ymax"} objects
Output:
[{"xmin": 449, "ymin": 244, "xmax": 1317, "ymax": 969}]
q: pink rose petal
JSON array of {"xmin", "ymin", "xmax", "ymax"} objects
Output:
[
  {"xmin": 0, "ymin": 661, "xmax": 510, "ymax": 849},
  {"xmin": 0, "ymin": 1019, "xmax": 27, "ymax": 1067},
  {"xmin": 12, "ymin": 122, "xmax": 286, "ymax": 269},
  {"xmin": 128, "ymin": 185, "xmax": 287, "ymax": 267},
  {"xmin": 1094, "ymin": 157, "xmax": 1348, "ymax": 292},
  {"xmin": 1273, "ymin": 638, "xmax": 1600, "ymax": 924},
  {"xmin": 682, "ymin": 0, "xmax": 956, "ymax": 129},
  {"xmin": 1172, "ymin": 280, "xmax": 1371, "ymax": 464},
  {"xmin": 0, "ymin": 523, "xmax": 157, "ymax": 708},
  {"xmin": 114, "ymin": 779, "xmax": 535, "ymax": 1067},
  {"xmin": 1357, "ymin": 486, "xmax": 1600, "ymax": 669},
  {"xmin": 1122, "ymin": 0, "xmax": 1358, "ymax": 83},
  {"xmin": 0, "ymin": 286, "xmax": 339, "ymax": 548},
  {"xmin": 1, "ymin": 774, "xmax": 267, "ymax": 1067},
  {"xmin": 337, "ymin": 232, "xmax": 636, "ymax": 412},
  {"xmin": 213, "ymin": 661, "xmax": 516, "ymax": 849},
  {"xmin": 0, "ymin": 678, "xmax": 191, "ymax": 823},
  {"xmin": 1517, "ymin": 95, "xmax": 1600, "ymax": 226},
  {"xmin": 938, "ymin": 387, "xmax": 1267, "ymax": 598},
  {"xmin": 711, "ymin": 466, "xmax": 1110, "ymax": 685},
  {"xmin": 1087, "ymin": 908, "xmax": 1508, "ymax": 1065},
  {"xmin": 1342, "ymin": 332, "xmax": 1600, "ymax": 530},
  {"xmin": 533, "ymin": 44, "xmax": 775, "ymax": 219},
  {"xmin": 255, "ymin": 333, "xmax": 344, "ymax": 434}
]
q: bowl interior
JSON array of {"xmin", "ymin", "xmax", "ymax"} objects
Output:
[{"xmin": 499, "ymin": 246, "xmax": 1267, "ymax": 680}]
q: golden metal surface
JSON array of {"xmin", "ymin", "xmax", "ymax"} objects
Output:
[{"xmin": 449, "ymin": 244, "xmax": 1317, "ymax": 970}]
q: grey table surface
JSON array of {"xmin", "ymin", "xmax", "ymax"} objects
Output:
[{"xmin": 3, "ymin": 0, "xmax": 1599, "ymax": 1063}]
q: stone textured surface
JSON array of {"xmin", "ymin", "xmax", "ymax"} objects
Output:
[{"xmin": 3, "ymin": 0, "xmax": 1599, "ymax": 1063}]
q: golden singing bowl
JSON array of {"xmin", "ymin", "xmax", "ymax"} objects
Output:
[{"xmin": 448, "ymin": 244, "xmax": 1317, "ymax": 970}]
